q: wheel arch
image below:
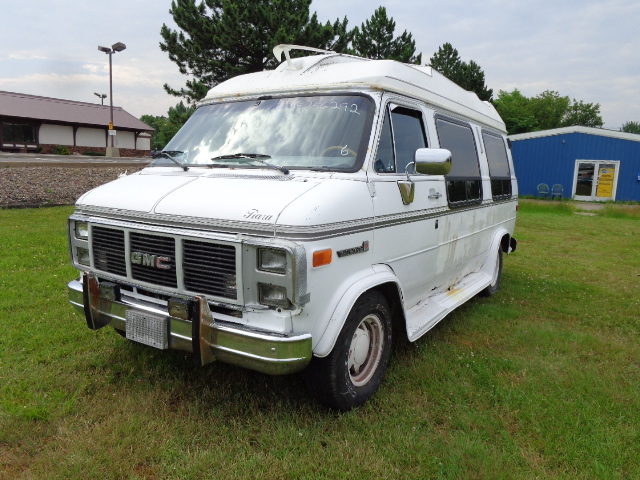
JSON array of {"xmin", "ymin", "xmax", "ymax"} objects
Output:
[
  {"xmin": 313, "ymin": 265, "xmax": 405, "ymax": 357},
  {"xmin": 500, "ymin": 230, "xmax": 517, "ymax": 254}
]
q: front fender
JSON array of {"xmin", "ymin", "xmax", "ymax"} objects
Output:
[{"xmin": 313, "ymin": 264, "xmax": 402, "ymax": 357}]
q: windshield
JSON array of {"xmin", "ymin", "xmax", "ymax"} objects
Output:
[{"xmin": 161, "ymin": 94, "xmax": 374, "ymax": 171}]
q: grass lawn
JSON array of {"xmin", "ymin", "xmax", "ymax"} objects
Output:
[{"xmin": 1, "ymin": 201, "xmax": 638, "ymax": 479}]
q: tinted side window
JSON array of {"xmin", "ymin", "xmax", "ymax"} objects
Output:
[
  {"xmin": 375, "ymin": 109, "xmax": 395, "ymax": 173},
  {"xmin": 435, "ymin": 116, "xmax": 481, "ymax": 205},
  {"xmin": 482, "ymin": 131, "xmax": 512, "ymax": 200},
  {"xmin": 375, "ymin": 105, "xmax": 427, "ymax": 174}
]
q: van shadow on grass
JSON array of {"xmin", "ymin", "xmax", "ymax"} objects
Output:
[{"xmin": 95, "ymin": 329, "xmax": 319, "ymax": 416}]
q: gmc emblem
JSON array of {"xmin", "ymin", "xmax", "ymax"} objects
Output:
[{"xmin": 130, "ymin": 252, "xmax": 172, "ymax": 270}]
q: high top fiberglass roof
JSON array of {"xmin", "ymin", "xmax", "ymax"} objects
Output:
[{"xmin": 203, "ymin": 45, "xmax": 505, "ymax": 132}]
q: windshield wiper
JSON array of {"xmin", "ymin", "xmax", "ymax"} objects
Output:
[
  {"xmin": 152, "ymin": 150, "xmax": 189, "ymax": 171},
  {"xmin": 210, "ymin": 153, "xmax": 289, "ymax": 174}
]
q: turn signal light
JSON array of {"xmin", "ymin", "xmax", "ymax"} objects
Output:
[{"xmin": 312, "ymin": 249, "xmax": 332, "ymax": 268}]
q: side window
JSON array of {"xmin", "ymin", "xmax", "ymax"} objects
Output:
[
  {"xmin": 435, "ymin": 116, "xmax": 482, "ymax": 206},
  {"xmin": 374, "ymin": 105, "xmax": 427, "ymax": 174},
  {"xmin": 482, "ymin": 131, "xmax": 512, "ymax": 200},
  {"xmin": 375, "ymin": 109, "xmax": 395, "ymax": 173}
]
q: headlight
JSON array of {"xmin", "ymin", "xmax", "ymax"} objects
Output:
[
  {"xmin": 258, "ymin": 248, "xmax": 287, "ymax": 274},
  {"xmin": 77, "ymin": 246, "xmax": 90, "ymax": 266},
  {"xmin": 258, "ymin": 283, "xmax": 291, "ymax": 309},
  {"xmin": 75, "ymin": 221, "xmax": 89, "ymax": 240}
]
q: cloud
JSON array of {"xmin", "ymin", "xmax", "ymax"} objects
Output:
[
  {"xmin": 1, "ymin": 0, "xmax": 639, "ymax": 128},
  {"xmin": 7, "ymin": 51, "xmax": 48, "ymax": 61}
]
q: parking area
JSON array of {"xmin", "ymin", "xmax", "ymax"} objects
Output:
[{"xmin": 0, "ymin": 152, "xmax": 151, "ymax": 168}]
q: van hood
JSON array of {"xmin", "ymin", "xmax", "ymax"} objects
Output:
[{"xmin": 76, "ymin": 170, "xmax": 321, "ymax": 227}]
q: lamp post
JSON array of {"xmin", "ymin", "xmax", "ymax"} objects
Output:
[
  {"xmin": 94, "ymin": 92, "xmax": 107, "ymax": 105},
  {"xmin": 98, "ymin": 42, "xmax": 126, "ymax": 157}
]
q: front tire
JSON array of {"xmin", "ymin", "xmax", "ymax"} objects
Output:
[{"xmin": 305, "ymin": 291, "xmax": 392, "ymax": 411}]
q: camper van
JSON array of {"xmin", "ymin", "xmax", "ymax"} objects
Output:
[{"xmin": 67, "ymin": 45, "xmax": 518, "ymax": 410}]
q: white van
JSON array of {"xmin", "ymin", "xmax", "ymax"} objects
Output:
[{"xmin": 68, "ymin": 45, "xmax": 518, "ymax": 410}]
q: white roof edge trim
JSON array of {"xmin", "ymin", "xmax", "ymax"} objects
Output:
[{"xmin": 509, "ymin": 126, "xmax": 640, "ymax": 143}]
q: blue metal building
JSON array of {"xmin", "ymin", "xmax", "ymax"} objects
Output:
[{"xmin": 509, "ymin": 126, "xmax": 640, "ymax": 202}]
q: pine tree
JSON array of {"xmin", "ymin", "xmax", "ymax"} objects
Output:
[
  {"xmin": 160, "ymin": 0, "xmax": 350, "ymax": 102},
  {"xmin": 429, "ymin": 43, "xmax": 493, "ymax": 101},
  {"xmin": 349, "ymin": 7, "xmax": 421, "ymax": 64}
]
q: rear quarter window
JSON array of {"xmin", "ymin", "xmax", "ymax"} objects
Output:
[{"xmin": 482, "ymin": 131, "xmax": 512, "ymax": 200}]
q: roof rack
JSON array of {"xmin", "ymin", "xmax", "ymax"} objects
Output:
[{"xmin": 272, "ymin": 44, "xmax": 335, "ymax": 70}]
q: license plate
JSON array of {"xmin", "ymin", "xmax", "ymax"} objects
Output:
[{"xmin": 125, "ymin": 310, "xmax": 168, "ymax": 349}]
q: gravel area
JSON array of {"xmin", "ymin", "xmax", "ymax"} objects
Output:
[{"xmin": 0, "ymin": 166, "xmax": 143, "ymax": 208}]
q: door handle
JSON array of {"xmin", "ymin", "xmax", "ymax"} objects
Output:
[{"xmin": 428, "ymin": 190, "xmax": 442, "ymax": 199}]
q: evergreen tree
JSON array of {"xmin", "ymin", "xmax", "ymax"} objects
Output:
[
  {"xmin": 160, "ymin": 0, "xmax": 350, "ymax": 102},
  {"xmin": 429, "ymin": 43, "xmax": 493, "ymax": 101},
  {"xmin": 349, "ymin": 6, "xmax": 421, "ymax": 64}
]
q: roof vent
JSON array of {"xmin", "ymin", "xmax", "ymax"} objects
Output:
[{"xmin": 272, "ymin": 44, "xmax": 334, "ymax": 70}]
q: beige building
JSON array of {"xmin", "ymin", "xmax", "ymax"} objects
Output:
[{"xmin": 0, "ymin": 91, "xmax": 152, "ymax": 157}]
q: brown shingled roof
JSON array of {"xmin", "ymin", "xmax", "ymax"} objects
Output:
[{"xmin": 0, "ymin": 91, "xmax": 153, "ymax": 131}]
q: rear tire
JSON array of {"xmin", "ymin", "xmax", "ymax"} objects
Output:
[
  {"xmin": 304, "ymin": 291, "xmax": 392, "ymax": 411},
  {"xmin": 480, "ymin": 246, "xmax": 503, "ymax": 297}
]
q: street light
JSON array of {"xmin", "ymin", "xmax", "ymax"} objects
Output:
[
  {"xmin": 98, "ymin": 42, "xmax": 126, "ymax": 156},
  {"xmin": 94, "ymin": 92, "xmax": 107, "ymax": 105}
]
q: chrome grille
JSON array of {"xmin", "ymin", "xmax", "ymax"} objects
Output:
[
  {"xmin": 92, "ymin": 227, "xmax": 126, "ymax": 275},
  {"xmin": 130, "ymin": 232, "xmax": 177, "ymax": 288},
  {"xmin": 90, "ymin": 226, "xmax": 237, "ymax": 301},
  {"xmin": 183, "ymin": 240, "xmax": 237, "ymax": 299}
]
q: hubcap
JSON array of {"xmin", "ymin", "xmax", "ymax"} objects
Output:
[{"xmin": 348, "ymin": 313, "xmax": 384, "ymax": 386}]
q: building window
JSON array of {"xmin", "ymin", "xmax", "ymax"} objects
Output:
[{"xmin": 2, "ymin": 121, "xmax": 36, "ymax": 143}]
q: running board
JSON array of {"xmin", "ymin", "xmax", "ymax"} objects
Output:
[{"xmin": 405, "ymin": 270, "xmax": 492, "ymax": 342}]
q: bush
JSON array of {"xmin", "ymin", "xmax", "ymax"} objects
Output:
[
  {"xmin": 53, "ymin": 145, "xmax": 71, "ymax": 155},
  {"xmin": 82, "ymin": 151, "xmax": 105, "ymax": 156}
]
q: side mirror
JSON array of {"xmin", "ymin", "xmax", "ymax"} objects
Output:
[{"xmin": 414, "ymin": 148, "xmax": 452, "ymax": 175}]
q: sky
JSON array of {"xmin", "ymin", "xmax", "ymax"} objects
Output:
[{"xmin": 0, "ymin": 0, "xmax": 638, "ymax": 130}]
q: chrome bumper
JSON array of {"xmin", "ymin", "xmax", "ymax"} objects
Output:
[{"xmin": 67, "ymin": 273, "xmax": 312, "ymax": 375}]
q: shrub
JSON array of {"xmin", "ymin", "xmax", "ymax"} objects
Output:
[{"xmin": 53, "ymin": 145, "xmax": 71, "ymax": 155}]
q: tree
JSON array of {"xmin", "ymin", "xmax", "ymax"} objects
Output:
[
  {"xmin": 429, "ymin": 43, "xmax": 493, "ymax": 101},
  {"xmin": 494, "ymin": 89, "xmax": 603, "ymax": 135},
  {"xmin": 160, "ymin": 0, "xmax": 350, "ymax": 102},
  {"xmin": 492, "ymin": 89, "xmax": 537, "ymax": 135},
  {"xmin": 139, "ymin": 114, "xmax": 167, "ymax": 151},
  {"xmin": 140, "ymin": 101, "xmax": 196, "ymax": 151},
  {"xmin": 528, "ymin": 90, "xmax": 571, "ymax": 131},
  {"xmin": 562, "ymin": 99, "xmax": 603, "ymax": 128},
  {"xmin": 620, "ymin": 121, "xmax": 640, "ymax": 134},
  {"xmin": 349, "ymin": 6, "xmax": 421, "ymax": 64}
]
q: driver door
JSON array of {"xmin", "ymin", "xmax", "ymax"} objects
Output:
[{"xmin": 369, "ymin": 100, "xmax": 448, "ymax": 309}]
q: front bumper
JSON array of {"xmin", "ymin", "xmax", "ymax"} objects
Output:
[{"xmin": 68, "ymin": 273, "xmax": 312, "ymax": 375}]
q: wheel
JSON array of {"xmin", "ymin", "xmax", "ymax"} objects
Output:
[
  {"xmin": 304, "ymin": 291, "xmax": 392, "ymax": 411},
  {"xmin": 480, "ymin": 246, "xmax": 503, "ymax": 297},
  {"xmin": 320, "ymin": 145, "xmax": 358, "ymax": 157}
]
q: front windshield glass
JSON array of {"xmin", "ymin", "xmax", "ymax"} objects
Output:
[{"xmin": 161, "ymin": 94, "xmax": 374, "ymax": 171}]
